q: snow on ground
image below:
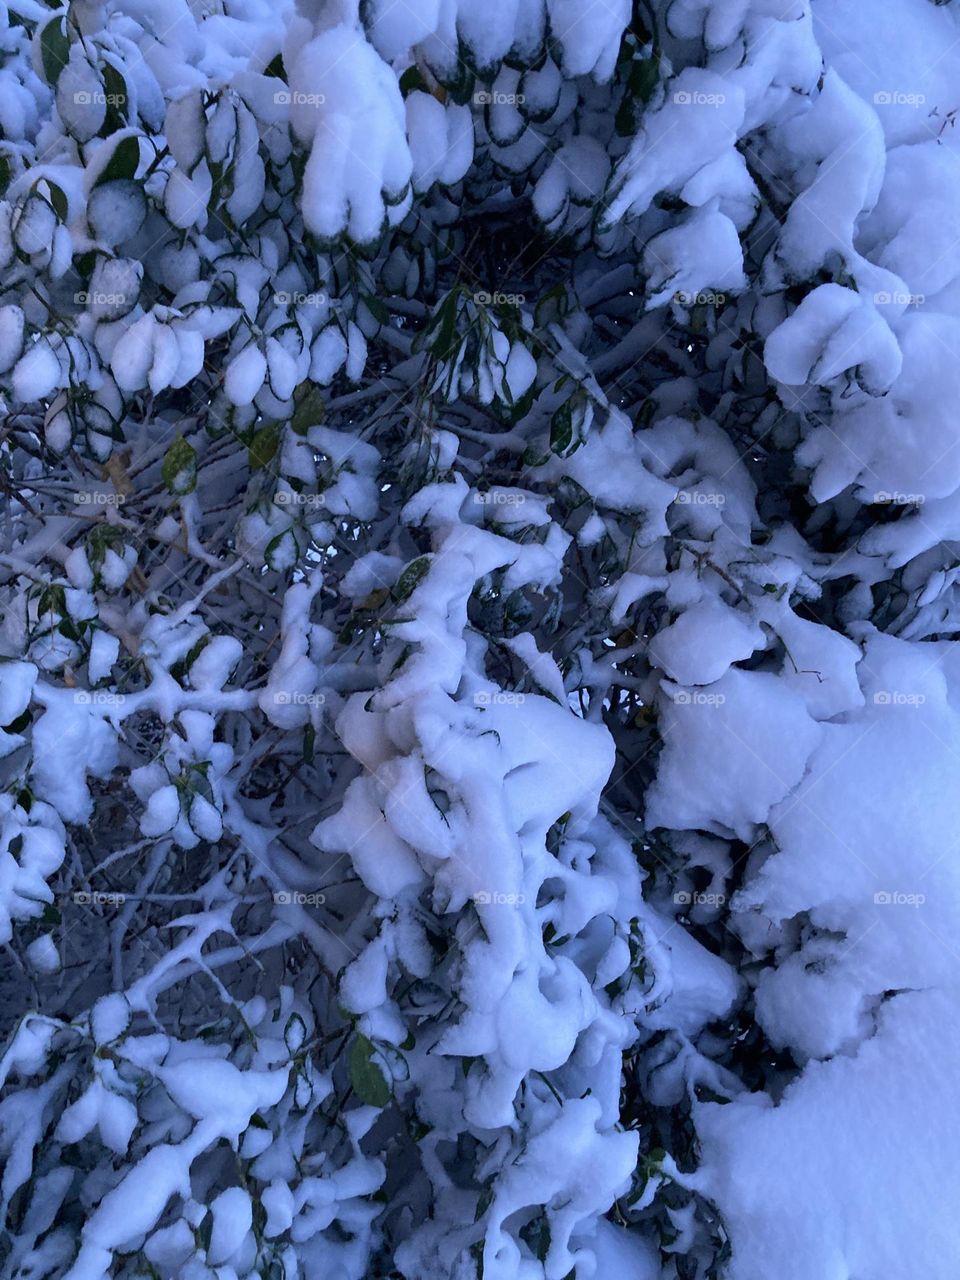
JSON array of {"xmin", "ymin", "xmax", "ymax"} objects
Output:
[{"xmin": 697, "ymin": 987, "xmax": 960, "ymax": 1280}]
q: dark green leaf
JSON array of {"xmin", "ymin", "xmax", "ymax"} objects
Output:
[
  {"xmin": 349, "ymin": 1033, "xmax": 391, "ymax": 1108},
  {"xmin": 399, "ymin": 65, "xmax": 429, "ymax": 97},
  {"xmin": 3, "ymin": 708, "xmax": 31, "ymax": 734},
  {"xmin": 264, "ymin": 52, "xmax": 286, "ymax": 81},
  {"xmin": 40, "ymin": 15, "xmax": 70, "ymax": 89},
  {"xmin": 393, "ymin": 556, "xmax": 430, "ymax": 602},
  {"xmin": 46, "ymin": 181, "xmax": 68, "ymax": 221},
  {"xmin": 248, "ymin": 422, "xmax": 280, "ymax": 470},
  {"xmin": 96, "ymin": 135, "xmax": 140, "ymax": 187},
  {"xmin": 361, "ymin": 292, "xmax": 389, "ymax": 325},
  {"xmin": 291, "ymin": 385, "xmax": 325, "ymax": 436},
  {"xmin": 550, "ymin": 399, "xmax": 574, "ymax": 456},
  {"xmin": 162, "ymin": 435, "xmax": 197, "ymax": 496}
]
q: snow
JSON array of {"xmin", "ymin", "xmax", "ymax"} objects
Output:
[
  {"xmin": 765, "ymin": 283, "xmax": 902, "ymax": 393},
  {"xmin": 139, "ymin": 784, "xmax": 180, "ymax": 837},
  {"xmin": 87, "ymin": 182, "xmax": 146, "ymax": 248},
  {"xmin": 88, "ymin": 631, "xmax": 119, "ymax": 686},
  {"xmin": 646, "ymin": 667, "xmax": 822, "ymax": 840},
  {"xmin": 3, "ymin": 3, "xmax": 960, "ymax": 1279},
  {"xmin": 504, "ymin": 342, "xmax": 538, "ymax": 401},
  {"xmin": 310, "ymin": 324, "xmax": 348, "ymax": 384},
  {"xmin": 647, "ymin": 599, "xmax": 763, "ymax": 686},
  {"xmin": 697, "ymin": 989, "xmax": 960, "ymax": 1280},
  {"xmin": 0, "ymin": 661, "xmax": 37, "ymax": 727},
  {"xmin": 643, "ymin": 203, "xmax": 747, "ymax": 308},
  {"xmin": 13, "ymin": 340, "xmax": 61, "ymax": 402},
  {"xmin": 287, "ymin": 25, "xmax": 412, "ymax": 246},
  {"xmin": 484, "ymin": 1098, "xmax": 638, "ymax": 1278},
  {"xmin": 546, "ymin": 0, "xmax": 630, "ymax": 80},
  {"xmin": 813, "ymin": 0, "xmax": 959, "ymax": 146},
  {"xmin": 91, "ymin": 994, "xmax": 130, "ymax": 1044},
  {"xmin": 25, "ymin": 933, "xmax": 59, "ymax": 974},
  {"xmin": 30, "ymin": 698, "xmax": 118, "ymax": 825},
  {"xmin": 405, "ymin": 93, "xmax": 474, "ymax": 191},
  {"xmin": 0, "ymin": 305, "xmax": 25, "ymax": 374},
  {"xmin": 188, "ymin": 793, "xmax": 222, "ymax": 842},
  {"xmin": 224, "ymin": 342, "xmax": 266, "ymax": 407},
  {"xmin": 158, "ymin": 1056, "xmax": 287, "ymax": 1137},
  {"xmin": 604, "ymin": 68, "xmax": 747, "ymax": 226},
  {"xmin": 69, "ymin": 1144, "xmax": 193, "ymax": 1266},
  {"xmin": 207, "ymin": 1186, "xmax": 252, "ymax": 1265}
]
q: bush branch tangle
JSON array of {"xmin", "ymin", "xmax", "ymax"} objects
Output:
[{"xmin": 1, "ymin": 1, "xmax": 959, "ymax": 1278}]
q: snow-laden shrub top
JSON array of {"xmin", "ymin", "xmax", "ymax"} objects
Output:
[{"xmin": 2, "ymin": 0, "xmax": 960, "ymax": 1277}]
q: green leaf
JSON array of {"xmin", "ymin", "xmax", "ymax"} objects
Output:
[
  {"xmin": 162, "ymin": 435, "xmax": 197, "ymax": 496},
  {"xmin": 40, "ymin": 15, "xmax": 70, "ymax": 89},
  {"xmin": 101, "ymin": 63, "xmax": 130, "ymax": 130},
  {"xmin": 616, "ymin": 52, "xmax": 661, "ymax": 135},
  {"xmin": 431, "ymin": 290, "xmax": 461, "ymax": 362},
  {"xmin": 263, "ymin": 52, "xmax": 286, "ymax": 81},
  {"xmin": 96, "ymin": 134, "xmax": 140, "ymax": 187},
  {"xmin": 291, "ymin": 385, "xmax": 326, "ymax": 436},
  {"xmin": 264, "ymin": 528, "xmax": 298, "ymax": 571},
  {"xmin": 248, "ymin": 422, "xmax": 280, "ymax": 470},
  {"xmin": 393, "ymin": 556, "xmax": 430, "ymax": 602},
  {"xmin": 361, "ymin": 292, "xmax": 389, "ymax": 326},
  {"xmin": 550, "ymin": 399, "xmax": 574, "ymax": 456},
  {"xmin": 283, "ymin": 1012, "xmax": 307, "ymax": 1053},
  {"xmin": 399, "ymin": 65, "xmax": 429, "ymax": 97},
  {"xmin": 349, "ymin": 1033, "xmax": 391, "ymax": 1108},
  {"xmin": 45, "ymin": 181, "xmax": 68, "ymax": 221},
  {"xmin": 439, "ymin": 53, "xmax": 475, "ymax": 106},
  {"xmin": 3, "ymin": 708, "xmax": 31, "ymax": 734}
]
